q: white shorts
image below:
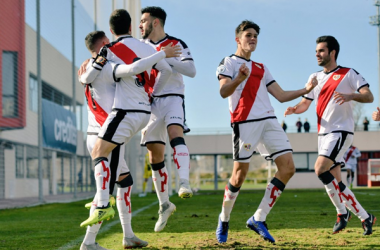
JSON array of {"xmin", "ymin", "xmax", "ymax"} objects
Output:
[
  {"xmin": 141, "ymin": 95, "xmax": 186, "ymax": 145},
  {"xmin": 99, "ymin": 109, "xmax": 150, "ymax": 145},
  {"xmin": 87, "ymin": 134, "xmax": 129, "ymax": 180},
  {"xmin": 232, "ymin": 118, "xmax": 292, "ymax": 163},
  {"xmin": 345, "ymin": 163, "xmax": 356, "ymax": 172},
  {"xmin": 318, "ymin": 131, "xmax": 353, "ymax": 166}
]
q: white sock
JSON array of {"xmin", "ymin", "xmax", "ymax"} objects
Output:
[
  {"xmin": 324, "ymin": 179, "xmax": 346, "ymax": 215},
  {"xmin": 340, "ymin": 186, "xmax": 369, "ymax": 221},
  {"xmin": 173, "ymin": 144, "xmax": 190, "ymax": 181},
  {"xmin": 152, "ymin": 165, "xmax": 169, "ymax": 205},
  {"xmin": 254, "ymin": 179, "xmax": 284, "ymax": 222},
  {"xmin": 94, "ymin": 158, "xmax": 110, "ymax": 207},
  {"xmin": 220, "ymin": 184, "xmax": 239, "ymax": 222},
  {"xmin": 83, "ymin": 194, "xmax": 102, "ymax": 245},
  {"xmin": 117, "ymin": 186, "xmax": 134, "ymax": 238}
]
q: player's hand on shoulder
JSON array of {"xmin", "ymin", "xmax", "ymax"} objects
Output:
[
  {"xmin": 333, "ymin": 91, "xmax": 353, "ymax": 105},
  {"xmin": 78, "ymin": 58, "xmax": 90, "ymax": 76},
  {"xmin": 305, "ymin": 76, "xmax": 318, "ymax": 93},
  {"xmin": 372, "ymin": 107, "xmax": 380, "ymax": 121},
  {"xmin": 284, "ymin": 106, "xmax": 297, "ymax": 117},
  {"xmin": 161, "ymin": 42, "xmax": 181, "ymax": 58}
]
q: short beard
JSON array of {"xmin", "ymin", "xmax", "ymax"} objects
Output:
[
  {"xmin": 318, "ymin": 57, "xmax": 330, "ymax": 67},
  {"xmin": 142, "ymin": 23, "xmax": 153, "ymax": 39}
]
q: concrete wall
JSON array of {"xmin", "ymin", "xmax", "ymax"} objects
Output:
[{"xmin": 185, "ymin": 131, "xmax": 380, "ymax": 155}]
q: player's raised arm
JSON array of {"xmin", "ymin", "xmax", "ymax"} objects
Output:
[
  {"xmin": 165, "ymin": 43, "xmax": 196, "ymax": 78},
  {"xmin": 284, "ymin": 97, "xmax": 312, "ymax": 117},
  {"xmin": 268, "ymin": 76, "xmax": 318, "ymax": 103},
  {"xmin": 219, "ymin": 64, "xmax": 249, "ymax": 98},
  {"xmin": 114, "ymin": 43, "xmax": 179, "ymax": 78}
]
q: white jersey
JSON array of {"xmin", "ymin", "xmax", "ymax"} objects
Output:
[
  {"xmin": 343, "ymin": 146, "xmax": 361, "ymax": 165},
  {"xmin": 303, "ymin": 66, "xmax": 369, "ymax": 134},
  {"xmin": 105, "ymin": 35, "xmax": 158, "ymax": 112},
  {"xmin": 81, "ymin": 58, "xmax": 116, "ymax": 133},
  {"xmin": 142, "ymin": 34, "xmax": 195, "ymax": 96},
  {"xmin": 216, "ymin": 54, "xmax": 276, "ymax": 124}
]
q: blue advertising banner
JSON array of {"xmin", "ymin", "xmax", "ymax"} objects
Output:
[{"xmin": 42, "ymin": 99, "xmax": 77, "ymax": 153}]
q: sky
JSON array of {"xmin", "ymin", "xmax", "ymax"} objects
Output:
[{"xmin": 25, "ymin": 0, "xmax": 380, "ymax": 133}]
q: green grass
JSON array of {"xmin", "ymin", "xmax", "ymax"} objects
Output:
[{"xmin": 0, "ymin": 188, "xmax": 379, "ymax": 249}]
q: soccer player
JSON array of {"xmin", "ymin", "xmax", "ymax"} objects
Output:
[
  {"xmin": 79, "ymin": 30, "xmax": 180, "ymax": 250},
  {"xmin": 138, "ymin": 6, "xmax": 196, "ymax": 232},
  {"xmin": 215, "ymin": 20, "xmax": 317, "ymax": 244},
  {"xmin": 343, "ymin": 145, "xmax": 361, "ymax": 189},
  {"xmin": 284, "ymin": 35, "xmax": 376, "ymax": 235}
]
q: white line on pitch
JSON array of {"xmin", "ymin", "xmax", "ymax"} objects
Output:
[{"xmin": 57, "ymin": 200, "xmax": 158, "ymax": 250}]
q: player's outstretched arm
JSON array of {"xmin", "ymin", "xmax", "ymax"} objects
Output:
[
  {"xmin": 219, "ymin": 64, "xmax": 249, "ymax": 98},
  {"xmin": 333, "ymin": 86, "xmax": 373, "ymax": 105},
  {"xmin": 372, "ymin": 107, "xmax": 380, "ymax": 121},
  {"xmin": 268, "ymin": 76, "xmax": 318, "ymax": 103},
  {"xmin": 80, "ymin": 59, "xmax": 102, "ymax": 84},
  {"xmin": 114, "ymin": 43, "xmax": 178, "ymax": 78},
  {"xmin": 165, "ymin": 43, "xmax": 196, "ymax": 78},
  {"xmin": 284, "ymin": 98, "xmax": 312, "ymax": 117}
]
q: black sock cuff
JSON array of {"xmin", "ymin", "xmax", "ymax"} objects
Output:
[
  {"xmin": 94, "ymin": 157, "xmax": 108, "ymax": 166},
  {"xmin": 228, "ymin": 182, "xmax": 240, "ymax": 192},
  {"xmin": 170, "ymin": 137, "xmax": 186, "ymax": 148},
  {"xmin": 339, "ymin": 181, "xmax": 346, "ymax": 192},
  {"xmin": 151, "ymin": 161, "xmax": 165, "ymax": 171},
  {"xmin": 271, "ymin": 177, "xmax": 285, "ymax": 192},
  {"xmin": 318, "ymin": 171, "xmax": 335, "ymax": 185}
]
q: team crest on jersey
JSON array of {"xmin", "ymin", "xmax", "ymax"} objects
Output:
[
  {"xmin": 217, "ymin": 65, "xmax": 226, "ymax": 73},
  {"xmin": 333, "ymin": 75, "xmax": 341, "ymax": 81},
  {"xmin": 244, "ymin": 143, "xmax": 252, "ymax": 151},
  {"xmin": 254, "ymin": 63, "xmax": 262, "ymax": 69}
]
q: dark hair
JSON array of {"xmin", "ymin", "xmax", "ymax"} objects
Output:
[
  {"xmin": 235, "ymin": 20, "xmax": 260, "ymax": 37},
  {"xmin": 141, "ymin": 6, "xmax": 167, "ymax": 26},
  {"xmin": 109, "ymin": 9, "xmax": 131, "ymax": 35},
  {"xmin": 316, "ymin": 36, "xmax": 340, "ymax": 61},
  {"xmin": 84, "ymin": 31, "xmax": 106, "ymax": 52}
]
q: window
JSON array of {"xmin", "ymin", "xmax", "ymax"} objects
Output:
[
  {"xmin": 29, "ymin": 75, "xmax": 38, "ymax": 112},
  {"xmin": 15, "ymin": 144, "xmax": 25, "ymax": 178},
  {"xmin": 2, "ymin": 51, "xmax": 18, "ymax": 117},
  {"xmin": 26, "ymin": 146, "xmax": 38, "ymax": 178}
]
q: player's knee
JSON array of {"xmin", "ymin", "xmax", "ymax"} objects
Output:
[
  {"xmin": 117, "ymin": 173, "xmax": 133, "ymax": 188},
  {"xmin": 170, "ymin": 137, "xmax": 186, "ymax": 148}
]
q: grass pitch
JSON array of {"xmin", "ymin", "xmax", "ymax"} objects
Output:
[{"xmin": 0, "ymin": 188, "xmax": 379, "ymax": 249}]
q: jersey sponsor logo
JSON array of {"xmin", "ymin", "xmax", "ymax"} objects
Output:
[
  {"xmin": 170, "ymin": 116, "xmax": 182, "ymax": 120},
  {"xmin": 333, "ymin": 75, "xmax": 341, "ymax": 80},
  {"xmin": 217, "ymin": 65, "xmax": 226, "ymax": 73},
  {"xmin": 244, "ymin": 143, "xmax": 252, "ymax": 151}
]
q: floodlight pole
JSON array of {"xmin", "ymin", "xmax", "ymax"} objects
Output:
[{"xmin": 370, "ymin": 0, "xmax": 380, "ymax": 106}]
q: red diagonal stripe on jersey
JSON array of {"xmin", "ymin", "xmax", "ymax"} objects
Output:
[
  {"xmin": 109, "ymin": 42, "xmax": 153, "ymax": 94},
  {"xmin": 316, "ymin": 68, "xmax": 350, "ymax": 132},
  {"xmin": 155, "ymin": 39, "xmax": 179, "ymax": 51},
  {"xmin": 231, "ymin": 62, "xmax": 264, "ymax": 123},
  {"xmin": 85, "ymin": 85, "xmax": 108, "ymax": 126},
  {"xmin": 345, "ymin": 146, "xmax": 355, "ymax": 162}
]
